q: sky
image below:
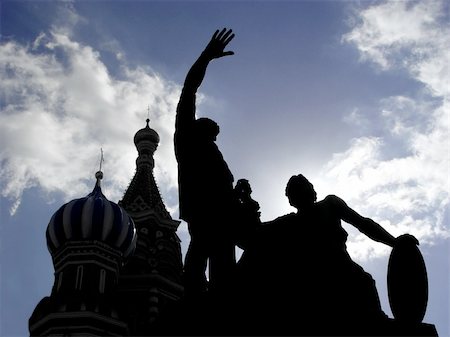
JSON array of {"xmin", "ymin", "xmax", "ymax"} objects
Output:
[{"xmin": 0, "ymin": 0, "xmax": 449, "ymax": 336}]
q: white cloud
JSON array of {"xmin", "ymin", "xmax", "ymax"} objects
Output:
[
  {"xmin": 317, "ymin": 0, "xmax": 450, "ymax": 261},
  {"xmin": 343, "ymin": 1, "xmax": 449, "ymax": 79},
  {"xmin": 0, "ymin": 28, "xmax": 181, "ymax": 216},
  {"xmin": 343, "ymin": 107, "xmax": 370, "ymax": 130}
]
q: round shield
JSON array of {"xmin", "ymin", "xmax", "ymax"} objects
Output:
[{"xmin": 387, "ymin": 234, "xmax": 428, "ymax": 324}]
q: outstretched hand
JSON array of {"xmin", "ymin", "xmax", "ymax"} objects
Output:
[{"xmin": 203, "ymin": 28, "xmax": 235, "ymax": 60}]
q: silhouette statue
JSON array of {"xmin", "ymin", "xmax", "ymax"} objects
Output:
[
  {"xmin": 168, "ymin": 29, "xmax": 438, "ymax": 337},
  {"xmin": 235, "ymin": 174, "xmax": 427, "ymax": 336},
  {"xmin": 233, "ymin": 179, "xmax": 262, "ymax": 250},
  {"xmin": 174, "ymin": 28, "xmax": 237, "ymax": 299}
]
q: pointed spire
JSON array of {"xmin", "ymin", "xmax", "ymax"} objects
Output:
[
  {"xmin": 121, "ymin": 120, "xmax": 172, "ymax": 222},
  {"xmin": 99, "ymin": 147, "xmax": 105, "ymax": 172},
  {"xmin": 95, "ymin": 148, "xmax": 104, "ymax": 188}
]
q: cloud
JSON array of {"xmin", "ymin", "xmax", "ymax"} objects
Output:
[
  {"xmin": 0, "ymin": 25, "xmax": 181, "ymax": 216},
  {"xmin": 343, "ymin": 1, "xmax": 449, "ymax": 78},
  {"xmin": 316, "ymin": 0, "xmax": 450, "ymax": 261},
  {"xmin": 343, "ymin": 108, "xmax": 370, "ymax": 131}
]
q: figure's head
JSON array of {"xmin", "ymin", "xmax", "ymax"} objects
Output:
[
  {"xmin": 285, "ymin": 174, "xmax": 317, "ymax": 210},
  {"xmin": 235, "ymin": 179, "xmax": 252, "ymax": 196},
  {"xmin": 194, "ymin": 118, "xmax": 219, "ymax": 142}
]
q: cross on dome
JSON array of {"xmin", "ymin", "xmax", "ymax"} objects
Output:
[{"xmin": 95, "ymin": 148, "xmax": 105, "ymax": 187}]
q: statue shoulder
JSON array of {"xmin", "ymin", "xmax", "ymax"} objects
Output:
[
  {"xmin": 261, "ymin": 213, "xmax": 296, "ymax": 230},
  {"xmin": 266, "ymin": 212, "xmax": 296, "ymax": 224},
  {"xmin": 318, "ymin": 195, "xmax": 350, "ymax": 218},
  {"xmin": 323, "ymin": 194, "xmax": 347, "ymax": 207}
]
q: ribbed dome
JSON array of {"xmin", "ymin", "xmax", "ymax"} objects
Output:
[
  {"xmin": 46, "ymin": 171, "xmax": 136, "ymax": 258},
  {"xmin": 134, "ymin": 118, "xmax": 160, "ymax": 146}
]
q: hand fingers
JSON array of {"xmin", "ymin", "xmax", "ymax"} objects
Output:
[
  {"xmin": 217, "ymin": 27, "xmax": 227, "ymax": 40},
  {"xmin": 222, "ymin": 51, "xmax": 234, "ymax": 57},
  {"xmin": 209, "ymin": 28, "xmax": 235, "ymax": 56},
  {"xmin": 215, "ymin": 28, "xmax": 234, "ymax": 43},
  {"xmin": 223, "ymin": 33, "xmax": 235, "ymax": 46},
  {"xmin": 221, "ymin": 29, "xmax": 233, "ymax": 42},
  {"xmin": 212, "ymin": 29, "xmax": 219, "ymax": 40}
]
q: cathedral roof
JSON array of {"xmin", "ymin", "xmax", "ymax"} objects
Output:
[
  {"xmin": 134, "ymin": 118, "xmax": 160, "ymax": 146},
  {"xmin": 119, "ymin": 163, "xmax": 172, "ymax": 220},
  {"xmin": 46, "ymin": 171, "xmax": 137, "ymax": 258},
  {"xmin": 119, "ymin": 119, "xmax": 172, "ymax": 221}
]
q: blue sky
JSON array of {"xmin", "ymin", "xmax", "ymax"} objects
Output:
[{"xmin": 1, "ymin": 1, "xmax": 449, "ymax": 336}]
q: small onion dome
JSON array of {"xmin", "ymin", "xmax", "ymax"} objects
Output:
[
  {"xmin": 134, "ymin": 118, "xmax": 160, "ymax": 146},
  {"xmin": 46, "ymin": 171, "xmax": 136, "ymax": 258}
]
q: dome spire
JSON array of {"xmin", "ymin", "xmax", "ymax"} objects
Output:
[
  {"xmin": 146, "ymin": 105, "xmax": 151, "ymax": 128},
  {"xmin": 95, "ymin": 148, "xmax": 104, "ymax": 188},
  {"xmin": 99, "ymin": 147, "xmax": 104, "ymax": 172}
]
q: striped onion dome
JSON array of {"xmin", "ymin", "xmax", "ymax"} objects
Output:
[{"xmin": 46, "ymin": 171, "xmax": 137, "ymax": 258}]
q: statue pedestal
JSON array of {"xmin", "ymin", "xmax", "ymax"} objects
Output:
[{"xmin": 385, "ymin": 319, "xmax": 439, "ymax": 337}]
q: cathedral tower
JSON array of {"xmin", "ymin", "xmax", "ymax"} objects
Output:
[
  {"xmin": 117, "ymin": 119, "xmax": 184, "ymax": 335},
  {"xmin": 29, "ymin": 171, "xmax": 137, "ymax": 336},
  {"xmin": 29, "ymin": 119, "xmax": 184, "ymax": 336}
]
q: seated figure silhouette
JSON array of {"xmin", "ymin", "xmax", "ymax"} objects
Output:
[
  {"xmin": 174, "ymin": 28, "xmax": 237, "ymax": 301},
  {"xmin": 236, "ymin": 174, "xmax": 420, "ymax": 336}
]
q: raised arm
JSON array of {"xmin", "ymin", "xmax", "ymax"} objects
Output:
[
  {"xmin": 327, "ymin": 195, "xmax": 397, "ymax": 247},
  {"xmin": 175, "ymin": 28, "xmax": 235, "ymax": 130},
  {"xmin": 184, "ymin": 28, "xmax": 235, "ymax": 93}
]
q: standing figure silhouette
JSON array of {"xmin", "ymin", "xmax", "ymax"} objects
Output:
[{"xmin": 174, "ymin": 28, "xmax": 237, "ymax": 300}]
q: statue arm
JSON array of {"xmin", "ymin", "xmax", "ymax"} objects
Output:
[
  {"xmin": 328, "ymin": 195, "xmax": 397, "ymax": 247},
  {"xmin": 175, "ymin": 28, "xmax": 235, "ymax": 132}
]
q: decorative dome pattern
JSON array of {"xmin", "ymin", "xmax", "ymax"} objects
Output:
[{"xmin": 46, "ymin": 172, "xmax": 136, "ymax": 258}]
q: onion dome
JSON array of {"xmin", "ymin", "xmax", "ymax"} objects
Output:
[
  {"xmin": 46, "ymin": 171, "xmax": 136, "ymax": 258},
  {"xmin": 134, "ymin": 118, "xmax": 160, "ymax": 146},
  {"xmin": 134, "ymin": 119, "xmax": 159, "ymax": 168}
]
